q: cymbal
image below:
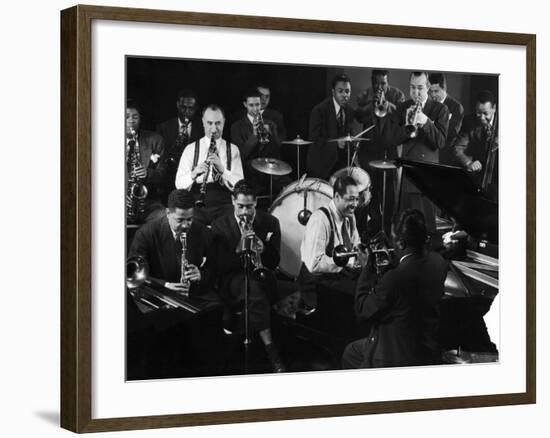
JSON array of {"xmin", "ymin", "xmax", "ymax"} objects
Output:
[
  {"xmin": 251, "ymin": 157, "xmax": 292, "ymax": 176},
  {"xmin": 282, "ymin": 136, "xmax": 312, "ymax": 146},
  {"xmin": 368, "ymin": 159, "xmax": 397, "ymax": 170},
  {"xmin": 328, "ymin": 135, "xmax": 371, "ymax": 143}
]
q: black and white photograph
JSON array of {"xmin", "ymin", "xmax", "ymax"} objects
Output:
[{"xmin": 124, "ymin": 56, "xmax": 500, "ymax": 380}]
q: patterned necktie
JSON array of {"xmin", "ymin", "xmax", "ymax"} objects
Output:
[
  {"xmin": 337, "ymin": 108, "xmax": 345, "ymax": 136},
  {"xmin": 341, "ymin": 218, "xmax": 352, "ymax": 250}
]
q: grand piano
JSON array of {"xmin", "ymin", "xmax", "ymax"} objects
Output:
[{"xmin": 398, "ymin": 158, "xmax": 499, "ymax": 363}]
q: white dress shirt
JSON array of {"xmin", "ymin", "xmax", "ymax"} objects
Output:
[
  {"xmin": 300, "ymin": 200, "xmax": 360, "ymax": 274},
  {"xmin": 175, "ymin": 136, "xmax": 244, "ymax": 191}
]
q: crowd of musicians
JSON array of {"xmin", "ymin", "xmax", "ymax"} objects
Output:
[{"xmin": 126, "ymin": 70, "xmax": 499, "ymax": 376}]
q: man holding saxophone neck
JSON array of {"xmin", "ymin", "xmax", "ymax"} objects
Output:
[{"xmin": 175, "ymin": 104, "xmax": 244, "ymax": 225}]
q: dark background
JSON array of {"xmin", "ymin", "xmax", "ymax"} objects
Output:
[{"xmin": 127, "ymin": 56, "xmax": 498, "ymax": 175}]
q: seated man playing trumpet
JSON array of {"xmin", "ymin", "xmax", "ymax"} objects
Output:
[
  {"xmin": 211, "ymin": 179, "xmax": 286, "ymax": 373},
  {"xmin": 299, "ymin": 176, "xmax": 369, "ymax": 296}
]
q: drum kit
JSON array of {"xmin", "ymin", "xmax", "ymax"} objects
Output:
[{"xmin": 249, "ymin": 132, "xmax": 399, "ymax": 279}]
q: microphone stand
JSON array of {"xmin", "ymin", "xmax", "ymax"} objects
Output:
[{"xmin": 237, "ymin": 235, "xmax": 254, "ymax": 373}]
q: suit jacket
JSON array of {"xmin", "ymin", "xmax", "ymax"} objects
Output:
[
  {"xmin": 440, "ymin": 95, "xmax": 465, "ymax": 165},
  {"xmin": 211, "ymin": 210, "xmax": 281, "ymax": 277},
  {"xmin": 156, "ymin": 116, "xmax": 203, "ymax": 155},
  {"xmin": 132, "ymin": 130, "xmax": 166, "ymax": 199},
  {"xmin": 307, "ymin": 97, "xmax": 355, "ymax": 180},
  {"xmin": 455, "ymin": 117, "xmax": 499, "ymax": 194},
  {"xmin": 378, "ymin": 99, "xmax": 449, "ymax": 192},
  {"xmin": 232, "ymin": 108, "xmax": 286, "ymax": 141},
  {"xmin": 354, "ymin": 251, "xmax": 448, "ymax": 367},
  {"xmin": 128, "ymin": 216, "xmax": 216, "ymax": 297},
  {"xmin": 230, "ymin": 116, "xmax": 281, "ymax": 163}
]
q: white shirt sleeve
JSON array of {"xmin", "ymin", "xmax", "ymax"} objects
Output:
[
  {"xmin": 175, "ymin": 142, "xmax": 196, "ymax": 190},
  {"xmin": 301, "ymin": 210, "xmax": 343, "ymax": 274},
  {"xmin": 221, "ymin": 143, "xmax": 244, "ymax": 190}
]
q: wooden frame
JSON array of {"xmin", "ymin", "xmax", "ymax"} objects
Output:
[{"xmin": 60, "ymin": 4, "xmax": 536, "ymax": 433}]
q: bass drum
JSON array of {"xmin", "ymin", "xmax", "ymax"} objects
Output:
[
  {"xmin": 269, "ymin": 178, "xmax": 333, "ymax": 279},
  {"xmin": 329, "ymin": 166, "xmax": 372, "ymax": 206}
]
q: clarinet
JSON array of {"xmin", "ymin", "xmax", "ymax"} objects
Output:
[
  {"xmin": 179, "ymin": 231, "xmax": 191, "ymax": 291},
  {"xmin": 195, "ymin": 135, "xmax": 217, "ymax": 207}
]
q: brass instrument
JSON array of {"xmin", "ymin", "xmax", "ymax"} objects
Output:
[
  {"xmin": 179, "ymin": 231, "xmax": 191, "ymax": 293},
  {"xmin": 333, "ymin": 244, "xmax": 366, "ymax": 268},
  {"xmin": 238, "ymin": 215, "xmax": 270, "ymax": 281},
  {"xmin": 405, "ymin": 97, "xmax": 423, "ymax": 138},
  {"xmin": 195, "ymin": 135, "xmax": 217, "ymax": 207},
  {"xmin": 367, "ymin": 232, "xmax": 395, "ymax": 274},
  {"xmin": 374, "ymin": 86, "xmax": 388, "ymax": 118},
  {"xmin": 126, "ymin": 129, "xmax": 148, "ymax": 221},
  {"xmin": 254, "ymin": 111, "xmax": 271, "ymax": 145}
]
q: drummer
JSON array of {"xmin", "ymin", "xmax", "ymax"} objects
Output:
[
  {"xmin": 307, "ymin": 74, "xmax": 357, "ymax": 180},
  {"xmin": 230, "ymin": 88, "xmax": 286, "ymax": 194},
  {"xmin": 299, "ymin": 175, "xmax": 369, "ymax": 296}
]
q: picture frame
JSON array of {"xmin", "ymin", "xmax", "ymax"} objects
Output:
[{"xmin": 60, "ymin": 4, "xmax": 536, "ymax": 433}]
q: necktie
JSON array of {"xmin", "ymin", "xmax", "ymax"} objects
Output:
[
  {"xmin": 337, "ymin": 108, "xmax": 345, "ymax": 135},
  {"xmin": 341, "ymin": 218, "xmax": 352, "ymax": 250}
]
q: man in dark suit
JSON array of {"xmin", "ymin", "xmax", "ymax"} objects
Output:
[
  {"xmin": 257, "ymin": 83, "xmax": 287, "ymax": 141},
  {"xmin": 128, "ymin": 189, "xmax": 217, "ymax": 298},
  {"xmin": 455, "ymin": 90, "xmax": 498, "ymax": 201},
  {"xmin": 428, "ymin": 73, "xmax": 465, "ymax": 165},
  {"xmin": 307, "ymin": 74, "xmax": 356, "ymax": 180},
  {"xmin": 342, "ymin": 209, "xmax": 448, "ymax": 369},
  {"xmin": 127, "ymin": 189, "xmax": 223, "ymax": 378},
  {"xmin": 156, "ymin": 89, "xmax": 203, "ymax": 203},
  {"xmin": 211, "ymin": 179, "xmax": 286, "ymax": 373},
  {"xmin": 377, "ymin": 71, "xmax": 449, "ymax": 233},
  {"xmin": 230, "ymin": 88, "xmax": 282, "ymax": 192},
  {"xmin": 126, "ymin": 100, "xmax": 166, "ymax": 224}
]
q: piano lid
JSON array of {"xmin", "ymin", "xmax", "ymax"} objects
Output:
[{"xmin": 397, "ymin": 159, "xmax": 498, "ymax": 244}]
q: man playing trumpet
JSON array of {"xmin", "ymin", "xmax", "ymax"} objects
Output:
[
  {"xmin": 376, "ymin": 71, "xmax": 449, "ymax": 233},
  {"xmin": 211, "ymin": 179, "xmax": 286, "ymax": 373},
  {"xmin": 175, "ymin": 104, "xmax": 244, "ymax": 225}
]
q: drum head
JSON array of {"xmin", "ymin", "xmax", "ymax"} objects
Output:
[
  {"xmin": 329, "ymin": 167, "xmax": 371, "ymax": 192},
  {"xmin": 269, "ymin": 178, "xmax": 333, "ymax": 279}
]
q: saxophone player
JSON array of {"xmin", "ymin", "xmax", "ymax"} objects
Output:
[
  {"xmin": 128, "ymin": 189, "xmax": 219, "ymax": 298},
  {"xmin": 376, "ymin": 72, "xmax": 449, "ymax": 233},
  {"xmin": 126, "ymin": 100, "xmax": 166, "ymax": 224},
  {"xmin": 175, "ymin": 104, "xmax": 244, "ymax": 225}
]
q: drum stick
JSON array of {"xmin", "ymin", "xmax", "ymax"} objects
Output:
[{"xmin": 354, "ymin": 124, "xmax": 375, "ymax": 139}]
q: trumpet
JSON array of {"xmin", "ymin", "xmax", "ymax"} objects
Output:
[
  {"xmin": 195, "ymin": 135, "xmax": 217, "ymax": 207},
  {"xmin": 333, "ymin": 244, "xmax": 366, "ymax": 268},
  {"xmin": 179, "ymin": 231, "xmax": 191, "ymax": 292},
  {"xmin": 126, "ymin": 128, "xmax": 148, "ymax": 222},
  {"xmin": 405, "ymin": 97, "xmax": 422, "ymax": 138},
  {"xmin": 367, "ymin": 231, "xmax": 395, "ymax": 274},
  {"xmin": 237, "ymin": 215, "xmax": 270, "ymax": 281},
  {"xmin": 254, "ymin": 111, "xmax": 271, "ymax": 145},
  {"xmin": 374, "ymin": 86, "xmax": 388, "ymax": 118}
]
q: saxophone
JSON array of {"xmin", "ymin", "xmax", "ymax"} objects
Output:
[
  {"xmin": 195, "ymin": 135, "xmax": 217, "ymax": 207},
  {"xmin": 126, "ymin": 129, "xmax": 148, "ymax": 222},
  {"xmin": 179, "ymin": 231, "xmax": 191, "ymax": 292}
]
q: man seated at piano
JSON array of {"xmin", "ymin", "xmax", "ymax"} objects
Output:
[
  {"xmin": 342, "ymin": 209, "xmax": 448, "ymax": 369},
  {"xmin": 299, "ymin": 175, "xmax": 369, "ymax": 296},
  {"xmin": 211, "ymin": 179, "xmax": 286, "ymax": 373},
  {"xmin": 455, "ymin": 90, "xmax": 499, "ymax": 202},
  {"xmin": 128, "ymin": 189, "xmax": 218, "ymax": 300}
]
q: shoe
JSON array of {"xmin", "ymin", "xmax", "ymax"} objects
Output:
[{"xmin": 265, "ymin": 343, "xmax": 286, "ymax": 373}]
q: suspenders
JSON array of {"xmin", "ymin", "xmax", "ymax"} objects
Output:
[
  {"xmin": 319, "ymin": 207, "xmax": 335, "ymax": 257},
  {"xmin": 191, "ymin": 139, "xmax": 232, "ymax": 172}
]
